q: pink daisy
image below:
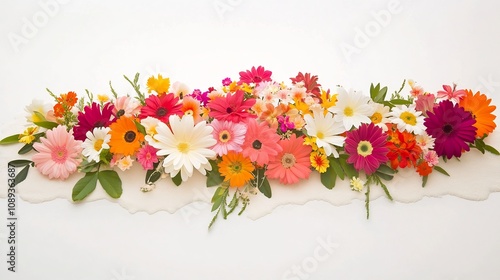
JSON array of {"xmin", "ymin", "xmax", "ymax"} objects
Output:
[
  {"xmin": 266, "ymin": 134, "xmax": 312, "ymax": 185},
  {"xmin": 210, "ymin": 119, "xmax": 247, "ymax": 156},
  {"xmin": 207, "ymin": 90, "xmax": 256, "ymax": 123},
  {"xmin": 239, "ymin": 66, "xmax": 272, "ymax": 84},
  {"xmin": 113, "ymin": 96, "xmax": 141, "ymax": 118},
  {"xmin": 136, "ymin": 144, "xmax": 159, "ymax": 170},
  {"xmin": 139, "ymin": 93, "xmax": 182, "ymax": 123},
  {"xmin": 32, "ymin": 126, "xmax": 83, "ymax": 180},
  {"xmin": 344, "ymin": 122, "xmax": 389, "ymax": 175},
  {"xmin": 241, "ymin": 118, "xmax": 282, "ymax": 166}
]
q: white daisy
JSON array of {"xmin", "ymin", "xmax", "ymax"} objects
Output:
[
  {"xmin": 25, "ymin": 99, "xmax": 52, "ymax": 123},
  {"xmin": 328, "ymin": 87, "xmax": 374, "ymax": 130},
  {"xmin": 81, "ymin": 127, "xmax": 111, "ymax": 163},
  {"xmin": 304, "ymin": 108, "xmax": 346, "ymax": 158},
  {"xmin": 415, "ymin": 132, "xmax": 435, "ymax": 153},
  {"xmin": 146, "ymin": 115, "xmax": 216, "ymax": 182},
  {"xmin": 141, "ymin": 117, "xmax": 161, "ymax": 137},
  {"xmin": 369, "ymin": 102, "xmax": 391, "ymax": 131},
  {"xmin": 390, "ymin": 104, "xmax": 425, "ymax": 134}
]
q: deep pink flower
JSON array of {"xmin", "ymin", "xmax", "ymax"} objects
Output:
[
  {"xmin": 207, "ymin": 90, "xmax": 256, "ymax": 123},
  {"xmin": 277, "ymin": 115, "xmax": 295, "ymax": 133},
  {"xmin": 241, "ymin": 118, "xmax": 282, "ymax": 166},
  {"xmin": 437, "ymin": 84, "xmax": 466, "ymax": 103},
  {"xmin": 136, "ymin": 144, "xmax": 159, "ymax": 170},
  {"xmin": 222, "ymin": 77, "xmax": 232, "ymax": 86},
  {"xmin": 239, "ymin": 66, "xmax": 272, "ymax": 84},
  {"xmin": 424, "ymin": 100, "xmax": 476, "ymax": 159},
  {"xmin": 73, "ymin": 102, "xmax": 115, "ymax": 141},
  {"xmin": 139, "ymin": 93, "xmax": 182, "ymax": 123},
  {"xmin": 344, "ymin": 122, "xmax": 389, "ymax": 175},
  {"xmin": 32, "ymin": 126, "xmax": 82, "ymax": 180}
]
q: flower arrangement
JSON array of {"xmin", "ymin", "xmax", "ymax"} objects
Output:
[{"xmin": 1, "ymin": 66, "xmax": 498, "ymax": 227}]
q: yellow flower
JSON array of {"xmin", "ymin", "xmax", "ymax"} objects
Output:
[
  {"xmin": 290, "ymin": 98, "xmax": 310, "ymax": 116},
  {"xmin": 147, "ymin": 74, "xmax": 170, "ymax": 95},
  {"xmin": 320, "ymin": 90, "xmax": 337, "ymax": 110},
  {"xmin": 19, "ymin": 126, "xmax": 39, "ymax": 144},
  {"xmin": 310, "ymin": 151, "xmax": 329, "ymax": 173},
  {"xmin": 303, "ymin": 136, "xmax": 318, "ymax": 150},
  {"xmin": 97, "ymin": 94, "xmax": 110, "ymax": 103}
]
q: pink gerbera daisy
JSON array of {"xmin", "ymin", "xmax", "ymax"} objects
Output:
[
  {"xmin": 32, "ymin": 126, "xmax": 83, "ymax": 180},
  {"xmin": 241, "ymin": 118, "xmax": 282, "ymax": 166},
  {"xmin": 210, "ymin": 119, "xmax": 247, "ymax": 156},
  {"xmin": 344, "ymin": 122, "xmax": 389, "ymax": 175},
  {"xmin": 136, "ymin": 144, "xmax": 159, "ymax": 170},
  {"xmin": 139, "ymin": 93, "xmax": 182, "ymax": 123},
  {"xmin": 73, "ymin": 102, "xmax": 115, "ymax": 141},
  {"xmin": 113, "ymin": 96, "xmax": 141, "ymax": 118},
  {"xmin": 207, "ymin": 90, "xmax": 256, "ymax": 123},
  {"xmin": 239, "ymin": 66, "xmax": 272, "ymax": 84},
  {"xmin": 266, "ymin": 134, "xmax": 312, "ymax": 185}
]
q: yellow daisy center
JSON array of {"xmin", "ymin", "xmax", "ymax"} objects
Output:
[
  {"xmin": 177, "ymin": 142, "xmax": 190, "ymax": 153},
  {"xmin": 371, "ymin": 112, "xmax": 382, "ymax": 124},
  {"xmin": 219, "ymin": 130, "xmax": 231, "ymax": 143},
  {"xmin": 184, "ymin": 109, "xmax": 194, "ymax": 116},
  {"xmin": 94, "ymin": 139, "xmax": 104, "ymax": 151},
  {"xmin": 344, "ymin": 106, "xmax": 354, "ymax": 117},
  {"xmin": 357, "ymin": 140, "xmax": 373, "ymax": 157},
  {"xmin": 317, "ymin": 131, "xmax": 325, "ymax": 139},
  {"xmin": 400, "ymin": 111, "xmax": 417, "ymax": 126}
]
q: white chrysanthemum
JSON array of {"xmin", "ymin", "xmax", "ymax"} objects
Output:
[
  {"xmin": 146, "ymin": 115, "xmax": 217, "ymax": 181},
  {"xmin": 25, "ymin": 99, "xmax": 52, "ymax": 123},
  {"xmin": 369, "ymin": 102, "xmax": 391, "ymax": 131},
  {"xmin": 389, "ymin": 104, "xmax": 425, "ymax": 134},
  {"xmin": 304, "ymin": 108, "xmax": 346, "ymax": 158},
  {"xmin": 171, "ymin": 81, "xmax": 190, "ymax": 99},
  {"xmin": 328, "ymin": 87, "xmax": 374, "ymax": 130},
  {"xmin": 415, "ymin": 132, "xmax": 435, "ymax": 153},
  {"xmin": 116, "ymin": 155, "xmax": 134, "ymax": 171},
  {"xmin": 81, "ymin": 127, "xmax": 111, "ymax": 162}
]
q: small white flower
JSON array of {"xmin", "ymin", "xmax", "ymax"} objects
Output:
[
  {"xmin": 171, "ymin": 81, "xmax": 190, "ymax": 99},
  {"xmin": 415, "ymin": 132, "xmax": 435, "ymax": 153},
  {"xmin": 390, "ymin": 104, "xmax": 425, "ymax": 134},
  {"xmin": 141, "ymin": 117, "xmax": 161, "ymax": 136},
  {"xmin": 328, "ymin": 87, "xmax": 374, "ymax": 130},
  {"xmin": 304, "ymin": 108, "xmax": 346, "ymax": 158},
  {"xmin": 116, "ymin": 155, "xmax": 134, "ymax": 171},
  {"xmin": 81, "ymin": 127, "xmax": 111, "ymax": 163},
  {"xmin": 350, "ymin": 176, "xmax": 365, "ymax": 192}
]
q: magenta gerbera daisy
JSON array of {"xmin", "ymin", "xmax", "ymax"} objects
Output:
[
  {"xmin": 207, "ymin": 90, "xmax": 256, "ymax": 123},
  {"xmin": 344, "ymin": 122, "xmax": 389, "ymax": 175},
  {"xmin": 241, "ymin": 118, "xmax": 282, "ymax": 166},
  {"xmin": 139, "ymin": 93, "xmax": 182, "ymax": 123},
  {"xmin": 32, "ymin": 125, "xmax": 83, "ymax": 180},
  {"xmin": 424, "ymin": 100, "xmax": 476, "ymax": 159},
  {"xmin": 73, "ymin": 102, "xmax": 115, "ymax": 141},
  {"xmin": 210, "ymin": 119, "xmax": 247, "ymax": 156},
  {"xmin": 239, "ymin": 66, "xmax": 272, "ymax": 84}
]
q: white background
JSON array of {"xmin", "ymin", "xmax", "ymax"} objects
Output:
[{"xmin": 1, "ymin": 0, "xmax": 500, "ymax": 279}]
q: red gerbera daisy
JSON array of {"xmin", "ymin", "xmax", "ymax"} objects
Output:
[
  {"xmin": 207, "ymin": 90, "xmax": 256, "ymax": 123},
  {"xmin": 241, "ymin": 118, "xmax": 282, "ymax": 166},
  {"xmin": 73, "ymin": 102, "xmax": 115, "ymax": 141},
  {"xmin": 139, "ymin": 93, "xmax": 182, "ymax": 123},
  {"xmin": 238, "ymin": 66, "xmax": 272, "ymax": 84}
]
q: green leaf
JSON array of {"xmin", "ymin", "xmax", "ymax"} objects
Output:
[
  {"xmin": 375, "ymin": 171, "xmax": 393, "ymax": 181},
  {"xmin": 14, "ymin": 165, "xmax": 30, "ymax": 186},
  {"xmin": 339, "ymin": 155, "xmax": 358, "ymax": 179},
  {"xmin": 18, "ymin": 143, "xmax": 34, "ymax": 154},
  {"xmin": 79, "ymin": 161, "xmax": 100, "ymax": 173},
  {"xmin": 433, "ymin": 166, "xmax": 450, "ymax": 176},
  {"xmin": 171, "ymin": 172, "xmax": 182, "ymax": 186},
  {"xmin": 390, "ymin": 99, "xmax": 412, "ymax": 105},
  {"xmin": 206, "ymin": 160, "xmax": 224, "ymax": 187},
  {"xmin": 8, "ymin": 159, "xmax": 33, "ymax": 167},
  {"xmin": 365, "ymin": 184, "xmax": 371, "ymax": 219},
  {"xmin": 145, "ymin": 167, "xmax": 162, "ymax": 184},
  {"xmin": 329, "ymin": 157, "xmax": 344, "ymax": 180},
  {"xmin": 98, "ymin": 170, "xmax": 122, "ymax": 199},
  {"xmin": 258, "ymin": 177, "xmax": 272, "ymax": 198},
  {"xmin": 376, "ymin": 164, "xmax": 396, "ymax": 175},
  {"xmin": 0, "ymin": 134, "xmax": 20, "ymax": 145},
  {"xmin": 211, "ymin": 186, "xmax": 226, "ymax": 212},
  {"xmin": 422, "ymin": 175, "xmax": 428, "ymax": 188},
  {"xmin": 134, "ymin": 120, "xmax": 147, "ymax": 136},
  {"xmin": 72, "ymin": 172, "xmax": 98, "ymax": 201},
  {"xmin": 320, "ymin": 169, "xmax": 337, "ymax": 189},
  {"xmin": 34, "ymin": 121, "xmax": 59, "ymax": 129},
  {"xmin": 484, "ymin": 144, "xmax": 500, "ymax": 155}
]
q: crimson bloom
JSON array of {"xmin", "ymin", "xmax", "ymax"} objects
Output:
[
  {"xmin": 424, "ymin": 100, "xmax": 476, "ymax": 159},
  {"xmin": 208, "ymin": 90, "xmax": 256, "ymax": 123},
  {"xmin": 139, "ymin": 93, "xmax": 182, "ymax": 123},
  {"xmin": 73, "ymin": 102, "xmax": 115, "ymax": 141},
  {"xmin": 345, "ymin": 123, "xmax": 389, "ymax": 175},
  {"xmin": 239, "ymin": 66, "xmax": 272, "ymax": 84}
]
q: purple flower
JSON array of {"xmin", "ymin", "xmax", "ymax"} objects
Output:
[{"xmin": 277, "ymin": 115, "xmax": 295, "ymax": 133}]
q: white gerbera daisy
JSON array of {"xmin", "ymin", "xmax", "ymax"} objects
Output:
[
  {"xmin": 369, "ymin": 102, "xmax": 391, "ymax": 131},
  {"xmin": 81, "ymin": 127, "xmax": 111, "ymax": 163},
  {"xmin": 304, "ymin": 108, "xmax": 346, "ymax": 158},
  {"xmin": 146, "ymin": 115, "xmax": 216, "ymax": 181},
  {"xmin": 328, "ymin": 87, "xmax": 374, "ymax": 130},
  {"xmin": 390, "ymin": 104, "xmax": 425, "ymax": 134}
]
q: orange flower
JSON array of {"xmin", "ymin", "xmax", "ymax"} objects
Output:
[
  {"xmin": 416, "ymin": 161, "xmax": 432, "ymax": 176},
  {"xmin": 459, "ymin": 90, "xmax": 496, "ymax": 138},
  {"xmin": 181, "ymin": 96, "xmax": 202, "ymax": 123},
  {"xmin": 57, "ymin": 91, "xmax": 78, "ymax": 107},
  {"xmin": 109, "ymin": 116, "xmax": 144, "ymax": 156},
  {"xmin": 387, "ymin": 129, "xmax": 422, "ymax": 169},
  {"xmin": 218, "ymin": 151, "xmax": 254, "ymax": 187}
]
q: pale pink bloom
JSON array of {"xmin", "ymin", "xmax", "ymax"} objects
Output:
[
  {"xmin": 410, "ymin": 85, "xmax": 424, "ymax": 97},
  {"xmin": 116, "ymin": 155, "xmax": 134, "ymax": 171},
  {"xmin": 113, "ymin": 96, "xmax": 141, "ymax": 117},
  {"xmin": 290, "ymin": 86, "xmax": 307, "ymax": 100},
  {"xmin": 437, "ymin": 84, "xmax": 466, "ymax": 103},
  {"xmin": 32, "ymin": 126, "xmax": 82, "ymax": 180},
  {"xmin": 210, "ymin": 119, "xmax": 247, "ymax": 156},
  {"xmin": 415, "ymin": 94, "xmax": 436, "ymax": 116},
  {"xmin": 424, "ymin": 150, "xmax": 439, "ymax": 167}
]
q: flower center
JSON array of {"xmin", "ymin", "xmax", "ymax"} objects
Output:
[
  {"xmin": 116, "ymin": 109, "xmax": 125, "ymax": 118},
  {"xmin": 253, "ymin": 76, "xmax": 262, "ymax": 83},
  {"xmin": 156, "ymin": 107, "xmax": 168, "ymax": 117},
  {"xmin": 357, "ymin": 140, "xmax": 373, "ymax": 157},
  {"xmin": 184, "ymin": 109, "xmax": 194, "ymax": 116},
  {"xmin": 281, "ymin": 153, "xmax": 296, "ymax": 169},
  {"xmin": 226, "ymin": 107, "xmax": 233, "ymax": 114},
  {"xmin": 124, "ymin": 131, "xmax": 136, "ymax": 143},
  {"xmin": 443, "ymin": 124, "xmax": 453, "ymax": 134},
  {"xmin": 51, "ymin": 147, "xmax": 68, "ymax": 163},
  {"xmin": 344, "ymin": 106, "xmax": 354, "ymax": 117},
  {"xmin": 370, "ymin": 112, "xmax": 382, "ymax": 124},
  {"xmin": 230, "ymin": 162, "xmax": 242, "ymax": 173},
  {"xmin": 316, "ymin": 131, "xmax": 324, "ymax": 139},
  {"xmin": 400, "ymin": 111, "xmax": 417, "ymax": 126},
  {"xmin": 252, "ymin": 140, "xmax": 262, "ymax": 149},
  {"xmin": 219, "ymin": 130, "xmax": 231, "ymax": 143},
  {"xmin": 94, "ymin": 139, "xmax": 104, "ymax": 151},
  {"xmin": 177, "ymin": 142, "xmax": 189, "ymax": 153}
]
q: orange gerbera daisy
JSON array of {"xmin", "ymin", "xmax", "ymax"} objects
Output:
[
  {"xmin": 109, "ymin": 116, "xmax": 144, "ymax": 156},
  {"xmin": 181, "ymin": 96, "xmax": 202, "ymax": 123},
  {"xmin": 459, "ymin": 90, "xmax": 496, "ymax": 138},
  {"xmin": 218, "ymin": 151, "xmax": 255, "ymax": 187}
]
